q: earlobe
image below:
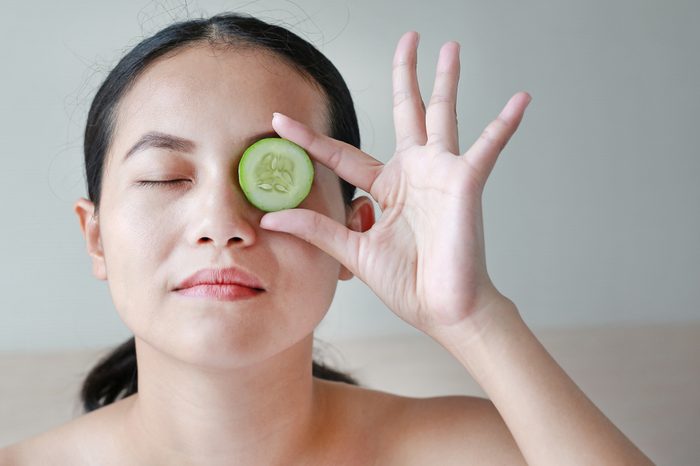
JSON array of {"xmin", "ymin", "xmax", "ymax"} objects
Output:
[
  {"xmin": 73, "ymin": 197, "xmax": 107, "ymax": 281},
  {"xmin": 338, "ymin": 196, "xmax": 376, "ymax": 281}
]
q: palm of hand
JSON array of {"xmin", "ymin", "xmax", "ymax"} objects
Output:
[
  {"xmin": 357, "ymin": 143, "xmax": 490, "ymax": 332},
  {"xmin": 261, "ymin": 32, "xmax": 531, "ymax": 336}
]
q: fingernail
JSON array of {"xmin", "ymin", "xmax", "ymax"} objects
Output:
[
  {"xmin": 260, "ymin": 214, "xmax": 276, "ymax": 229},
  {"xmin": 273, "ymin": 112, "xmax": 290, "ymax": 125}
]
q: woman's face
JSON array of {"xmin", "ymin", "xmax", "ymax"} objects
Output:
[{"xmin": 77, "ymin": 44, "xmax": 353, "ymax": 368}]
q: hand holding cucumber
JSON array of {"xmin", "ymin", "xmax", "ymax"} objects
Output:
[{"xmin": 258, "ymin": 31, "xmax": 532, "ymax": 338}]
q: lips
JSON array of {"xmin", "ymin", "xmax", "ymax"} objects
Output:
[{"xmin": 174, "ymin": 267, "xmax": 265, "ymax": 292}]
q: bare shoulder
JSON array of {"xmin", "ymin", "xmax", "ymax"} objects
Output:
[
  {"xmin": 0, "ymin": 445, "xmax": 16, "ymax": 466},
  {"xmin": 321, "ymin": 380, "xmax": 526, "ymax": 465},
  {"xmin": 381, "ymin": 393, "xmax": 527, "ymax": 466},
  {"xmin": 0, "ymin": 397, "xmax": 130, "ymax": 466},
  {"xmin": 0, "ymin": 423, "xmax": 85, "ymax": 466}
]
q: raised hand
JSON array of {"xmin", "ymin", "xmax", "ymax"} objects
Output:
[{"xmin": 259, "ymin": 31, "xmax": 531, "ymax": 338}]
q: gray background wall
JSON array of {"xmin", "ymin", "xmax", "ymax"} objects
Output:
[{"xmin": 1, "ymin": 0, "xmax": 698, "ymax": 351}]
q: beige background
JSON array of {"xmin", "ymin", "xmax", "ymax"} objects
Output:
[{"xmin": 2, "ymin": 324, "xmax": 699, "ymax": 464}]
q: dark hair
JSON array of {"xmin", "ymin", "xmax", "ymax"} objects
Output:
[{"xmin": 80, "ymin": 12, "xmax": 361, "ymax": 414}]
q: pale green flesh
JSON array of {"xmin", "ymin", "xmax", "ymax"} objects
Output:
[{"xmin": 238, "ymin": 137, "xmax": 315, "ymax": 212}]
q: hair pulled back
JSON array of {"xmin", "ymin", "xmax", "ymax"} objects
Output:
[{"xmin": 80, "ymin": 12, "xmax": 360, "ymax": 413}]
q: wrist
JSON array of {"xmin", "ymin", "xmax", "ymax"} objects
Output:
[{"xmin": 428, "ymin": 294, "xmax": 523, "ymax": 360}]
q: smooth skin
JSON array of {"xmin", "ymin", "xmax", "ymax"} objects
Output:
[
  {"xmin": 0, "ymin": 32, "xmax": 653, "ymax": 465},
  {"xmin": 260, "ymin": 31, "xmax": 655, "ymax": 465},
  {"xmin": 0, "ymin": 35, "xmax": 515, "ymax": 466}
]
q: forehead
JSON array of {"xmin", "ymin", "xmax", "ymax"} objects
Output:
[{"xmin": 113, "ymin": 43, "xmax": 328, "ymax": 146}]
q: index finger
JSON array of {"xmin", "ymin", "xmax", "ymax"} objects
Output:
[{"xmin": 271, "ymin": 112, "xmax": 384, "ymax": 197}]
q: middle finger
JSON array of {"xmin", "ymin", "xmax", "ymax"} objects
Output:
[{"xmin": 425, "ymin": 41, "xmax": 461, "ymax": 154}]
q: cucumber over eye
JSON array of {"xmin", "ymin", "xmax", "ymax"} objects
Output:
[{"xmin": 238, "ymin": 137, "xmax": 315, "ymax": 212}]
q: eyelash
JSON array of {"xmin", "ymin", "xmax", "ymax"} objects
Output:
[{"xmin": 136, "ymin": 179, "xmax": 191, "ymax": 189}]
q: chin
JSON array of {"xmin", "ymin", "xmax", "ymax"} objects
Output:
[{"xmin": 155, "ymin": 316, "xmax": 308, "ymax": 369}]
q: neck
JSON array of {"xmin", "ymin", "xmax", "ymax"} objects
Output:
[{"xmin": 121, "ymin": 335, "xmax": 328, "ymax": 465}]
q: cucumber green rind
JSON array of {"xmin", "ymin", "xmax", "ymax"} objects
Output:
[{"xmin": 238, "ymin": 137, "xmax": 315, "ymax": 212}]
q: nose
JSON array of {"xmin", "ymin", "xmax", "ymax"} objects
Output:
[{"xmin": 188, "ymin": 171, "xmax": 259, "ymax": 249}]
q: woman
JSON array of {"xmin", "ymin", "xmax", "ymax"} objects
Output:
[{"xmin": 1, "ymin": 12, "xmax": 652, "ymax": 465}]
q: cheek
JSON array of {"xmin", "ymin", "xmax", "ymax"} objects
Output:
[
  {"xmin": 271, "ymin": 234, "xmax": 341, "ymax": 325},
  {"xmin": 299, "ymin": 165, "xmax": 345, "ymax": 222},
  {"xmin": 276, "ymin": 234, "xmax": 340, "ymax": 290},
  {"xmin": 99, "ymin": 203, "xmax": 174, "ymax": 329},
  {"xmin": 108, "ymin": 199, "xmax": 172, "ymax": 263}
]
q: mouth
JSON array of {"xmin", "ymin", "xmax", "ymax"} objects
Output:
[
  {"xmin": 174, "ymin": 283, "xmax": 265, "ymax": 292},
  {"xmin": 174, "ymin": 283, "xmax": 265, "ymax": 301},
  {"xmin": 174, "ymin": 267, "xmax": 266, "ymax": 292}
]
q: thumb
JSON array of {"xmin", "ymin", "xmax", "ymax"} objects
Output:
[{"xmin": 260, "ymin": 208, "xmax": 359, "ymax": 276}]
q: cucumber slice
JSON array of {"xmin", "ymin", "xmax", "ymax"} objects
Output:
[{"xmin": 238, "ymin": 137, "xmax": 315, "ymax": 212}]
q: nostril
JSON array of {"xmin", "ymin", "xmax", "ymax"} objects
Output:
[{"xmin": 224, "ymin": 236, "xmax": 246, "ymax": 246}]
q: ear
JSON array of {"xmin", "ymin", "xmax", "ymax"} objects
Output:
[
  {"xmin": 73, "ymin": 197, "xmax": 107, "ymax": 281},
  {"xmin": 338, "ymin": 195, "xmax": 376, "ymax": 281}
]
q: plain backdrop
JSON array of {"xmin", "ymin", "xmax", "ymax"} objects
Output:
[{"xmin": 1, "ymin": 0, "xmax": 698, "ymax": 351}]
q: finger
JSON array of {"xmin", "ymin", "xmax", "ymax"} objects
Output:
[
  {"xmin": 392, "ymin": 31, "xmax": 427, "ymax": 151},
  {"xmin": 462, "ymin": 92, "xmax": 532, "ymax": 187},
  {"xmin": 271, "ymin": 111, "xmax": 384, "ymax": 199},
  {"xmin": 260, "ymin": 208, "xmax": 361, "ymax": 277},
  {"xmin": 425, "ymin": 41, "xmax": 461, "ymax": 154}
]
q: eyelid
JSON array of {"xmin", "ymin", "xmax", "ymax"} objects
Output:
[{"xmin": 136, "ymin": 179, "xmax": 191, "ymax": 188}]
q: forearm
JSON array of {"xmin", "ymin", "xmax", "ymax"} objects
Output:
[{"xmin": 433, "ymin": 298, "xmax": 654, "ymax": 465}]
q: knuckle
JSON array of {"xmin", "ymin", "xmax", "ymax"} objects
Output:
[
  {"xmin": 494, "ymin": 115, "xmax": 511, "ymax": 130},
  {"xmin": 396, "ymin": 132, "xmax": 417, "ymax": 150},
  {"xmin": 478, "ymin": 127, "xmax": 497, "ymax": 145},
  {"xmin": 392, "ymin": 89, "xmax": 412, "ymax": 108},
  {"xmin": 306, "ymin": 211, "xmax": 325, "ymax": 242},
  {"xmin": 435, "ymin": 69, "xmax": 453, "ymax": 81},
  {"xmin": 478, "ymin": 127, "xmax": 507, "ymax": 152},
  {"xmin": 312, "ymin": 211, "xmax": 324, "ymax": 231},
  {"xmin": 326, "ymin": 145, "xmax": 344, "ymax": 171},
  {"xmin": 428, "ymin": 93, "xmax": 452, "ymax": 106},
  {"xmin": 392, "ymin": 58, "xmax": 415, "ymax": 72},
  {"xmin": 479, "ymin": 117, "xmax": 510, "ymax": 144}
]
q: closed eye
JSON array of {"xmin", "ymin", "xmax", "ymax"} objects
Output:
[{"xmin": 136, "ymin": 179, "xmax": 191, "ymax": 189}]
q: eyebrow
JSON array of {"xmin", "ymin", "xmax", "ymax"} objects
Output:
[{"xmin": 123, "ymin": 130, "xmax": 281, "ymax": 163}]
